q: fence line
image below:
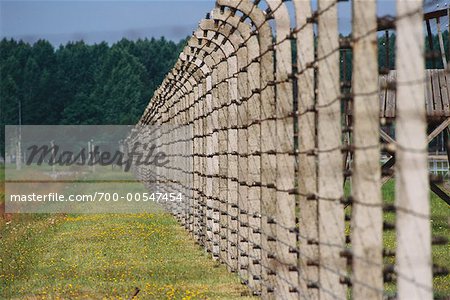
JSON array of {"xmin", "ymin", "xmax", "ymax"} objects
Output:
[
  {"xmin": 396, "ymin": 1, "xmax": 432, "ymax": 299},
  {"xmin": 351, "ymin": 0, "xmax": 383, "ymax": 298},
  {"xmin": 134, "ymin": 0, "xmax": 448, "ymax": 299}
]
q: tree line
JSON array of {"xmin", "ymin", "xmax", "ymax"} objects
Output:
[
  {"xmin": 0, "ymin": 37, "xmax": 186, "ymax": 126},
  {"xmin": 1, "ymin": 32, "xmax": 448, "ymax": 156},
  {"xmin": 0, "ymin": 37, "xmax": 186, "ymax": 155}
]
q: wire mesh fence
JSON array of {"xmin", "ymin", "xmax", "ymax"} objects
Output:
[{"xmin": 134, "ymin": 0, "xmax": 449, "ymax": 299}]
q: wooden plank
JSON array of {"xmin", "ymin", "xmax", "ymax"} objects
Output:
[
  {"xmin": 351, "ymin": 0, "xmax": 383, "ymax": 298},
  {"xmin": 437, "ymin": 17, "xmax": 448, "ymax": 69},
  {"xmin": 378, "ymin": 70, "xmax": 450, "ymax": 118},
  {"xmin": 428, "ymin": 117, "xmax": 450, "ymax": 142},
  {"xmin": 380, "ymin": 129, "xmax": 396, "ymax": 145},
  {"xmin": 379, "ymin": 76, "xmax": 387, "ymax": 118},
  {"xmin": 425, "ymin": 70, "xmax": 434, "ymax": 117},
  {"xmin": 294, "ymin": 0, "xmax": 319, "ymax": 297},
  {"xmin": 443, "ymin": 71, "xmax": 450, "ymax": 117},
  {"xmin": 317, "ymin": 1, "xmax": 346, "ymax": 299},
  {"xmin": 432, "ymin": 69, "xmax": 443, "ymax": 116},
  {"xmin": 430, "ymin": 182, "xmax": 450, "ymax": 206},
  {"xmin": 426, "ymin": 20, "xmax": 436, "ymax": 69},
  {"xmin": 438, "ymin": 70, "xmax": 449, "ymax": 117},
  {"xmin": 381, "ymin": 118, "xmax": 450, "ymax": 185},
  {"xmin": 396, "ymin": 1, "xmax": 432, "ymax": 299},
  {"xmin": 424, "ymin": 7, "xmax": 449, "ymax": 22},
  {"xmin": 385, "ymin": 71, "xmax": 396, "ymax": 118}
]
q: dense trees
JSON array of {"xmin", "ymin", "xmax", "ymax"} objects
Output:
[
  {"xmin": 1, "ymin": 32, "xmax": 449, "ymax": 156},
  {"xmin": 0, "ymin": 37, "xmax": 186, "ymax": 155},
  {"xmin": 0, "ymin": 37, "xmax": 185, "ymax": 126}
]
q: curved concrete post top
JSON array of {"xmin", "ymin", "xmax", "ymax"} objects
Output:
[{"xmin": 216, "ymin": 0, "xmax": 272, "ymax": 50}]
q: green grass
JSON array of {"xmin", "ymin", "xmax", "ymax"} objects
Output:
[
  {"xmin": 381, "ymin": 180, "xmax": 450, "ymax": 298},
  {"xmin": 1, "ymin": 166, "xmax": 448, "ymax": 298},
  {"xmin": 0, "ymin": 167, "xmax": 253, "ymax": 299},
  {"xmin": 1, "ymin": 213, "xmax": 253, "ymax": 299},
  {"xmin": 345, "ymin": 179, "xmax": 449, "ymax": 297}
]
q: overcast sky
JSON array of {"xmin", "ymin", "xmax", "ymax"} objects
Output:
[{"xmin": 0, "ymin": 0, "xmax": 447, "ymax": 46}]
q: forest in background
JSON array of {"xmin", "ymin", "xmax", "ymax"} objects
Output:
[
  {"xmin": 0, "ymin": 37, "xmax": 186, "ymax": 155},
  {"xmin": 0, "ymin": 37, "xmax": 186, "ymax": 126},
  {"xmin": 0, "ymin": 32, "xmax": 449, "ymax": 156}
]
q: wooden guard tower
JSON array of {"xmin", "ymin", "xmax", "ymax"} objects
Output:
[{"xmin": 377, "ymin": 8, "xmax": 450, "ymax": 205}]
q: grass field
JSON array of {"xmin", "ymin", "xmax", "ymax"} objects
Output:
[
  {"xmin": 380, "ymin": 180, "xmax": 450, "ymax": 297},
  {"xmin": 0, "ymin": 167, "xmax": 253, "ymax": 299},
  {"xmin": 343, "ymin": 178, "xmax": 449, "ymax": 298},
  {"xmin": 0, "ymin": 166, "xmax": 448, "ymax": 299}
]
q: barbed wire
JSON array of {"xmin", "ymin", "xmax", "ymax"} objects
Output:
[{"xmin": 132, "ymin": 0, "xmax": 450, "ymax": 299}]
